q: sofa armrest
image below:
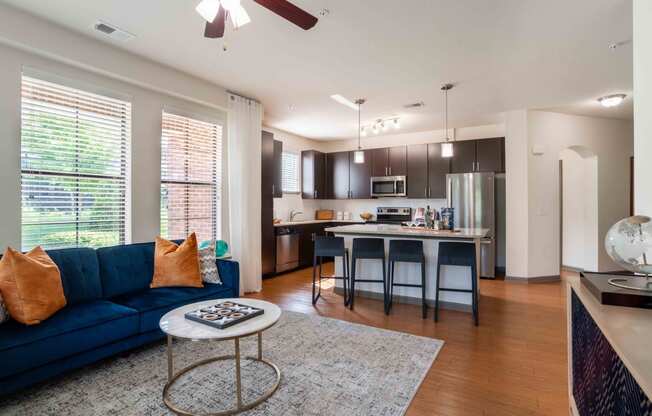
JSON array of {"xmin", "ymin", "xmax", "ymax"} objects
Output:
[{"xmin": 216, "ymin": 259, "xmax": 240, "ymax": 295}]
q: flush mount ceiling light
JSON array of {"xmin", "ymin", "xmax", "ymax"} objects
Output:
[
  {"xmin": 353, "ymin": 99, "xmax": 367, "ymax": 164},
  {"xmin": 441, "ymin": 83, "xmax": 454, "ymax": 158},
  {"xmin": 598, "ymin": 94, "xmax": 626, "ymax": 108},
  {"xmin": 330, "ymin": 94, "xmax": 360, "ymax": 111}
]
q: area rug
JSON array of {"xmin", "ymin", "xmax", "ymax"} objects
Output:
[{"xmin": 0, "ymin": 311, "xmax": 443, "ymax": 416}]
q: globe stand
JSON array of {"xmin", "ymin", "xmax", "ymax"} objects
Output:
[{"xmin": 608, "ymin": 274, "xmax": 652, "ymax": 292}]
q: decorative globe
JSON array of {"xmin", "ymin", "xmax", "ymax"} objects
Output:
[{"xmin": 604, "ymin": 216, "xmax": 652, "ymax": 276}]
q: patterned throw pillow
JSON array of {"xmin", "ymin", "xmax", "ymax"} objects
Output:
[
  {"xmin": 199, "ymin": 241, "xmax": 221, "ymax": 284},
  {"xmin": 0, "ymin": 292, "xmax": 9, "ymax": 324}
]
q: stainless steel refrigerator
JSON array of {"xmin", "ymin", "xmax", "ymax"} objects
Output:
[{"xmin": 446, "ymin": 172, "xmax": 496, "ymax": 278}]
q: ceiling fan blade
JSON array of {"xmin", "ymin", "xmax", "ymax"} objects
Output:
[
  {"xmin": 253, "ymin": 0, "xmax": 318, "ymax": 30},
  {"xmin": 204, "ymin": 6, "xmax": 226, "ymax": 38}
]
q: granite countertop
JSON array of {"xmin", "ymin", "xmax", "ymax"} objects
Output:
[
  {"xmin": 274, "ymin": 219, "xmax": 366, "ymax": 227},
  {"xmin": 324, "ymin": 224, "xmax": 489, "ymax": 239},
  {"xmin": 567, "ymin": 275, "xmax": 652, "ymax": 398}
]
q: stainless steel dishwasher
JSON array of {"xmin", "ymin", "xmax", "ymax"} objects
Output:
[{"xmin": 276, "ymin": 227, "xmax": 299, "ymax": 273}]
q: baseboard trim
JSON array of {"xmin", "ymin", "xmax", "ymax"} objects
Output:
[
  {"xmin": 561, "ymin": 265, "xmax": 584, "ymax": 273},
  {"xmin": 505, "ymin": 275, "xmax": 561, "ymax": 283},
  {"xmin": 334, "ymin": 287, "xmax": 472, "ymax": 312}
]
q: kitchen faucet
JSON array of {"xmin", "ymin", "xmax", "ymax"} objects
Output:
[{"xmin": 289, "ymin": 210, "xmax": 303, "ymax": 222}]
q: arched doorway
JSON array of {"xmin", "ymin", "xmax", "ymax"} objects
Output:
[{"xmin": 559, "ymin": 146, "xmax": 598, "ymax": 272}]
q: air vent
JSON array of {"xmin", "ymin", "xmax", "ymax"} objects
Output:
[
  {"xmin": 93, "ymin": 21, "xmax": 135, "ymax": 41},
  {"xmin": 403, "ymin": 101, "xmax": 425, "ymax": 109}
]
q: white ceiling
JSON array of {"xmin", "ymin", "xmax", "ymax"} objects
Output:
[{"xmin": 3, "ymin": 0, "xmax": 633, "ymax": 140}]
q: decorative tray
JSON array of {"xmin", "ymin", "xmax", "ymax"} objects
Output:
[
  {"xmin": 581, "ymin": 272, "xmax": 652, "ymax": 309},
  {"xmin": 185, "ymin": 301, "xmax": 264, "ymax": 329}
]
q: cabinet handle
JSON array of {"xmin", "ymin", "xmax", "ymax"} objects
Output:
[
  {"xmin": 389, "ymin": 167, "xmax": 392, "ymax": 175},
  {"xmin": 428, "ymin": 187, "xmax": 431, "ymax": 198},
  {"xmin": 272, "ymin": 184, "xmax": 275, "ymax": 195},
  {"xmin": 424, "ymin": 187, "xmax": 428, "ymax": 198},
  {"xmin": 385, "ymin": 167, "xmax": 388, "ymax": 176},
  {"xmin": 477, "ymin": 162, "xmax": 480, "ymax": 171}
]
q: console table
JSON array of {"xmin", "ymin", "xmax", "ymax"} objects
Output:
[{"xmin": 567, "ymin": 276, "xmax": 652, "ymax": 415}]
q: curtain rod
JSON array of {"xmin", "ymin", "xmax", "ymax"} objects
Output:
[{"xmin": 228, "ymin": 91, "xmax": 260, "ymax": 104}]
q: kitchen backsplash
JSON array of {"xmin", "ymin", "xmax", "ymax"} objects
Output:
[{"xmin": 274, "ymin": 196, "xmax": 447, "ymax": 222}]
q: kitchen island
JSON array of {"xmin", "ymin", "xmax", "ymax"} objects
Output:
[{"xmin": 325, "ymin": 224, "xmax": 489, "ymax": 311}]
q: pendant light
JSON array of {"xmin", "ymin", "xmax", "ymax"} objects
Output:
[
  {"xmin": 441, "ymin": 83, "xmax": 454, "ymax": 158},
  {"xmin": 353, "ymin": 99, "xmax": 366, "ymax": 164}
]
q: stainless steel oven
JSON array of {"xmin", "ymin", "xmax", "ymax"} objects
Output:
[{"xmin": 370, "ymin": 176, "xmax": 407, "ymax": 197}]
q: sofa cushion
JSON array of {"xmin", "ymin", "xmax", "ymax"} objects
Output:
[
  {"xmin": 111, "ymin": 283, "xmax": 232, "ymax": 333},
  {"xmin": 0, "ymin": 300, "xmax": 138, "ymax": 378},
  {"xmin": 46, "ymin": 247, "xmax": 102, "ymax": 305},
  {"xmin": 97, "ymin": 242, "xmax": 157, "ymax": 298}
]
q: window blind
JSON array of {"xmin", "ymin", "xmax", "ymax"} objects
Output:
[
  {"xmin": 20, "ymin": 76, "xmax": 131, "ymax": 251},
  {"xmin": 160, "ymin": 111, "xmax": 222, "ymax": 243},
  {"xmin": 281, "ymin": 151, "xmax": 300, "ymax": 193}
]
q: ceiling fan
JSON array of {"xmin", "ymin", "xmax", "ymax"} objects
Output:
[{"xmin": 196, "ymin": 0, "xmax": 318, "ymax": 40}]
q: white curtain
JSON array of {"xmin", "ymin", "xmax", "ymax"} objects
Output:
[{"xmin": 227, "ymin": 94, "xmax": 262, "ymax": 294}]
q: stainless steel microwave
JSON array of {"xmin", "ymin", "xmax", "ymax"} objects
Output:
[{"xmin": 370, "ymin": 176, "xmax": 407, "ymax": 197}]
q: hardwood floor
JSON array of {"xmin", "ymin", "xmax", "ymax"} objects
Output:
[{"xmin": 246, "ymin": 263, "xmax": 570, "ymax": 416}]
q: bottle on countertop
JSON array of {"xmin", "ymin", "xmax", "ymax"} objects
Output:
[{"xmin": 425, "ymin": 205, "xmax": 433, "ymax": 229}]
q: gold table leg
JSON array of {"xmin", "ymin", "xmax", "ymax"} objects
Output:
[{"xmin": 162, "ymin": 334, "xmax": 281, "ymax": 416}]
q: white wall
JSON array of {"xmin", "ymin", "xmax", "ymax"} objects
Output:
[
  {"xmin": 505, "ymin": 111, "xmax": 633, "ymax": 278},
  {"xmin": 634, "ymin": 0, "xmax": 652, "ymax": 216},
  {"xmin": 561, "ymin": 149, "xmax": 599, "ymax": 271},
  {"xmin": 0, "ymin": 5, "xmax": 230, "ymax": 250}
]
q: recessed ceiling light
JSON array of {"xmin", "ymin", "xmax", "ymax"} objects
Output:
[
  {"xmin": 330, "ymin": 94, "xmax": 359, "ymax": 111},
  {"xmin": 598, "ymin": 94, "xmax": 626, "ymax": 108}
]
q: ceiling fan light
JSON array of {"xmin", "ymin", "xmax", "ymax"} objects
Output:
[
  {"xmin": 196, "ymin": 0, "xmax": 221, "ymax": 23},
  {"xmin": 354, "ymin": 150, "xmax": 365, "ymax": 164},
  {"xmin": 441, "ymin": 142, "xmax": 454, "ymax": 158},
  {"xmin": 231, "ymin": 4, "xmax": 251, "ymax": 28},
  {"xmin": 220, "ymin": 0, "xmax": 241, "ymax": 12}
]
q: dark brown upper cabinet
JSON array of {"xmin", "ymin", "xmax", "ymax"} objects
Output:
[
  {"xmin": 450, "ymin": 138, "xmax": 505, "ymax": 173},
  {"xmin": 261, "ymin": 131, "xmax": 276, "ymax": 277},
  {"xmin": 371, "ymin": 146, "xmax": 407, "ymax": 177},
  {"xmin": 407, "ymin": 144, "xmax": 428, "ymax": 198},
  {"xmin": 371, "ymin": 148, "xmax": 389, "ymax": 177},
  {"xmin": 326, "ymin": 151, "xmax": 350, "ymax": 199},
  {"xmin": 272, "ymin": 139, "xmax": 283, "ymax": 198},
  {"xmin": 349, "ymin": 150, "xmax": 372, "ymax": 199},
  {"xmin": 302, "ymin": 150, "xmax": 326, "ymax": 199},
  {"xmin": 427, "ymin": 143, "xmax": 451, "ymax": 198},
  {"xmin": 450, "ymin": 141, "xmax": 477, "ymax": 174},
  {"xmin": 475, "ymin": 137, "xmax": 505, "ymax": 173}
]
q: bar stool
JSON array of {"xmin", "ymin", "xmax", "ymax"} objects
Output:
[
  {"xmin": 312, "ymin": 236, "xmax": 350, "ymax": 306},
  {"xmin": 349, "ymin": 238, "xmax": 387, "ymax": 312},
  {"xmin": 434, "ymin": 242, "xmax": 479, "ymax": 326},
  {"xmin": 387, "ymin": 240, "xmax": 427, "ymax": 318}
]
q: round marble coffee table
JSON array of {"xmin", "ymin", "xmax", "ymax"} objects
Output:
[{"xmin": 159, "ymin": 298, "xmax": 282, "ymax": 416}]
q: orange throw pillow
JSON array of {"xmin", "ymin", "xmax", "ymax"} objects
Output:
[
  {"xmin": 0, "ymin": 246, "xmax": 67, "ymax": 325},
  {"xmin": 151, "ymin": 233, "xmax": 203, "ymax": 288}
]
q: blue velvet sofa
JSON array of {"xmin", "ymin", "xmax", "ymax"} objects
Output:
[{"xmin": 0, "ymin": 241, "xmax": 239, "ymax": 396}]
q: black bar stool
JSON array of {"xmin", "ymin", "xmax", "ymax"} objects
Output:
[
  {"xmin": 349, "ymin": 238, "xmax": 387, "ymax": 312},
  {"xmin": 434, "ymin": 242, "xmax": 479, "ymax": 325},
  {"xmin": 387, "ymin": 240, "xmax": 427, "ymax": 318},
  {"xmin": 312, "ymin": 235, "xmax": 350, "ymax": 306}
]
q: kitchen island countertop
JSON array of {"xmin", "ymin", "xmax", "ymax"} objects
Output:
[{"xmin": 325, "ymin": 224, "xmax": 489, "ymax": 240}]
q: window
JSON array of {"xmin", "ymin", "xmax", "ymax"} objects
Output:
[
  {"xmin": 281, "ymin": 151, "xmax": 300, "ymax": 193},
  {"xmin": 20, "ymin": 75, "xmax": 131, "ymax": 251},
  {"xmin": 160, "ymin": 111, "xmax": 222, "ymax": 243}
]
